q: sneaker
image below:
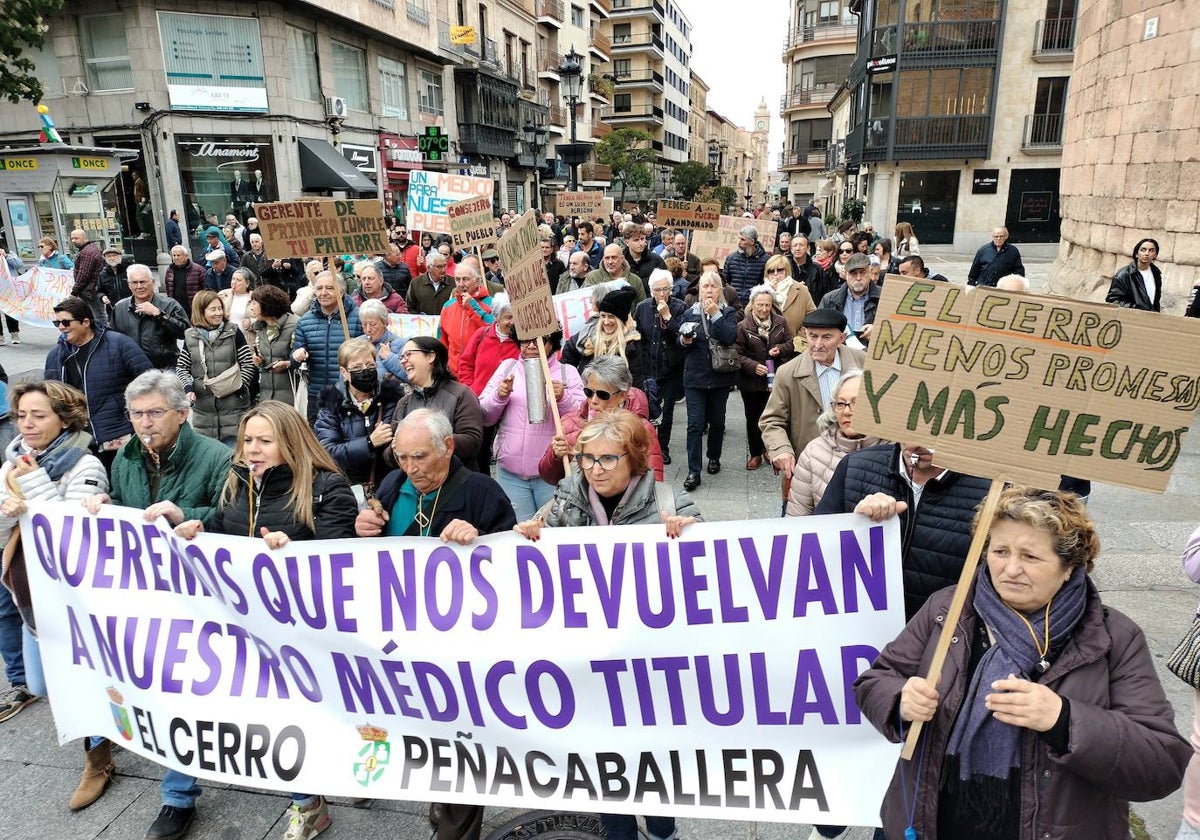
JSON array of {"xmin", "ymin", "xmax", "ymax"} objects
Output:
[
  {"xmin": 0, "ymin": 684, "xmax": 36, "ymax": 722},
  {"xmin": 283, "ymin": 797, "xmax": 331, "ymax": 840},
  {"xmin": 146, "ymin": 805, "xmax": 196, "ymax": 840},
  {"xmin": 9, "ymin": 335, "xmax": 18, "ymax": 345}
]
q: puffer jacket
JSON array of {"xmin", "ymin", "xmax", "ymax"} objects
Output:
[
  {"xmin": 440, "ymin": 286, "xmax": 493, "ymax": 375},
  {"xmin": 560, "ymin": 320, "xmax": 645, "ymax": 385},
  {"xmin": 111, "ymin": 293, "xmax": 189, "ymax": 368},
  {"xmin": 44, "ymin": 327, "xmax": 153, "ymax": 445},
  {"xmin": 786, "ymin": 425, "xmax": 882, "ymax": 516},
  {"xmin": 208, "ymin": 464, "xmax": 358, "ymax": 540},
  {"xmin": 678, "ymin": 303, "xmax": 739, "ymax": 390},
  {"xmin": 109, "ymin": 423, "xmax": 231, "ymax": 527},
  {"xmin": 734, "ymin": 311, "xmax": 794, "ymax": 393},
  {"xmin": 293, "ymin": 295, "xmax": 363, "ymax": 398},
  {"xmin": 632, "ymin": 296, "xmax": 686, "ymax": 382},
  {"xmin": 814, "ymin": 442, "xmax": 992, "ymax": 620},
  {"xmin": 854, "ymin": 578, "xmax": 1190, "ymax": 840},
  {"xmin": 480, "ymin": 355, "xmax": 584, "ymax": 479},
  {"xmin": 458, "ymin": 323, "xmax": 520, "ymax": 396},
  {"xmin": 536, "ymin": 392, "xmax": 662, "ymax": 485},
  {"xmin": 314, "ymin": 377, "xmax": 403, "ymax": 486},
  {"xmin": 179, "ymin": 323, "xmax": 256, "ymax": 442},
  {"xmin": 543, "ymin": 470, "xmax": 702, "ymax": 528},
  {"xmin": 252, "ymin": 313, "xmax": 298, "ymax": 403},
  {"xmin": 353, "ymin": 284, "xmax": 408, "ymax": 314},
  {"xmin": 720, "ymin": 241, "xmax": 769, "ymax": 304}
]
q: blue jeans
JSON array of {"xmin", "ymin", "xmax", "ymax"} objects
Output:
[
  {"xmin": 0, "ymin": 583, "xmax": 24, "ymax": 686},
  {"xmin": 496, "ymin": 466, "xmax": 556, "ymax": 522},
  {"xmin": 684, "ymin": 386, "xmax": 729, "ymax": 474},
  {"xmin": 601, "ymin": 814, "xmax": 675, "ymax": 840}
]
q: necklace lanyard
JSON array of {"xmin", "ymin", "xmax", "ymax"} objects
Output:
[
  {"xmin": 415, "ymin": 487, "xmax": 442, "ymax": 537},
  {"xmin": 897, "ymin": 704, "xmax": 930, "ymax": 840}
]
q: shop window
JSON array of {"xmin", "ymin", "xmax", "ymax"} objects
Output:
[
  {"xmin": 175, "ymin": 137, "xmax": 277, "ymax": 231},
  {"xmin": 81, "ymin": 13, "xmax": 132, "ymax": 91},
  {"xmin": 379, "ymin": 56, "xmax": 409, "ymax": 119},
  {"xmin": 419, "ymin": 70, "xmax": 443, "ymax": 116},
  {"xmin": 289, "ymin": 27, "xmax": 320, "ymax": 102},
  {"xmin": 331, "ymin": 41, "xmax": 368, "ymax": 111}
]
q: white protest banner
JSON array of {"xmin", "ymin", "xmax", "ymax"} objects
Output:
[
  {"xmin": 448, "ymin": 195, "xmax": 497, "ymax": 253},
  {"xmin": 408, "ymin": 171, "xmax": 494, "ymax": 238},
  {"xmin": 26, "ymin": 501, "xmax": 903, "ymax": 827},
  {"xmin": 0, "ymin": 261, "xmax": 74, "ymax": 327},
  {"xmin": 497, "ymin": 210, "xmax": 557, "ymax": 339},
  {"xmin": 656, "ymin": 200, "xmax": 721, "ymax": 231},
  {"xmin": 254, "ymin": 199, "xmax": 389, "ymax": 258},
  {"xmin": 552, "ymin": 286, "xmax": 594, "ymax": 340},
  {"xmin": 387, "ymin": 313, "xmax": 441, "ymax": 339},
  {"xmin": 691, "ymin": 216, "xmax": 778, "ymax": 264}
]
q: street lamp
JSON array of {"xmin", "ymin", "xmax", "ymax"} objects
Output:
[
  {"xmin": 659, "ymin": 163, "xmax": 671, "ymax": 198},
  {"xmin": 523, "ymin": 122, "xmax": 548, "ymax": 210},
  {"xmin": 745, "ymin": 171, "xmax": 753, "ymax": 211},
  {"xmin": 707, "ymin": 140, "xmax": 720, "ymax": 185},
  {"xmin": 556, "ymin": 47, "xmax": 590, "ymax": 191}
]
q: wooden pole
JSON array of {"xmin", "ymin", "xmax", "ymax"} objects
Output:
[
  {"xmin": 535, "ymin": 335, "xmax": 572, "ymax": 476},
  {"xmin": 901, "ymin": 477, "xmax": 1005, "ymax": 760}
]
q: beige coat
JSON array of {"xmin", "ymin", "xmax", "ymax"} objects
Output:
[
  {"xmin": 786, "ymin": 425, "xmax": 882, "ymax": 516},
  {"xmin": 773, "ymin": 281, "xmax": 815, "ymax": 351},
  {"xmin": 758, "ymin": 344, "xmax": 866, "ymax": 465}
]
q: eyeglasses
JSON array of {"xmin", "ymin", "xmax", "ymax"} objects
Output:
[
  {"xmin": 345, "ymin": 364, "xmax": 375, "ymax": 374},
  {"xmin": 839, "ymin": 248, "xmax": 854, "ymax": 254},
  {"xmin": 767, "ymin": 268, "xmax": 789, "ymax": 275},
  {"xmin": 834, "ymin": 400, "xmax": 857, "ymax": 412},
  {"xmin": 583, "ymin": 387, "xmax": 622, "ymax": 401},
  {"xmin": 575, "ymin": 452, "xmax": 626, "ymax": 471},
  {"xmin": 51, "ymin": 319, "xmax": 76, "ymax": 327},
  {"xmin": 127, "ymin": 408, "xmax": 171, "ymax": 421}
]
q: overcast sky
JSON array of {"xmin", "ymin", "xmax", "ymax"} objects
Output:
[{"xmin": 683, "ymin": 0, "xmax": 791, "ymax": 171}]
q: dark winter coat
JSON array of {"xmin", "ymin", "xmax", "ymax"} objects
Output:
[
  {"xmin": 166, "ymin": 260, "xmax": 206, "ymax": 313},
  {"xmin": 678, "ymin": 303, "xmax": 739, "ymax": 390},
  {"xmin": 109, "ymin": 423, "xmax": 231, "ymax": 527},
  {"xmin": 1106, "ymin": 261, "xmax": 1161, "ymax": 312},
  {"xmin": 391, "ymin": 379, "xmax": 484, "ymax": 470},
  {"xmin": 111, "ymin": 293, "xmax": 189, "ymax": 368},
  {"xmin": 734, "ymin": 312, "xmax": 794, "ymax": 393},
  {"xmin": 633, "ymin": 296, "xmax": 687, "ymax": 382},
  {"xmin": 293, "ymin": 296, "xmax": 363, "ymax": 398},
  {"xmin": 814, "ymin": 442, "xmax": 992, "ymax": 619},
  {"xmin": 721, "ymin": 242, "xmax": 770, "ymax": 304},
  {"xmin": 968, "ymin": 241, "xmax": 1025, "ymax": 287},
  {"xmin": 854, "ymin": 579, "xmax": 1190, "ymax": 840},
  {"xmin": 208, "ymin": 464, "xmax": 358, "ymax": 541},
  {"xmin": 252, "ymin": 313, "xmax": 298, "ymax": 403},
  {"xmin": 819, "ymin": 283, "xmax": 883, "ymax": 333},
  {"xmin": 374, "ymin": 258, "xmax": 413, "ymax": 299},
  {"xmin": 373, "ymin": 456, "xmax": 516, "ymax": 538},
  {"xmin": 560, "ymin": 320, "xmax": 645, "ymax": 385},
  {"xmin": 44, "ymin": 327, "xmax": 153, "ymax": 445},
  {"xmin": 314, "ymin": 378, "xmax": 403, "ymax": 487}
]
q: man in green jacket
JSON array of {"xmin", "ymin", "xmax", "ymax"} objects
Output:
[{"xmin": 82, "ymin": 368, "xmax": 230, "ymax": 840}]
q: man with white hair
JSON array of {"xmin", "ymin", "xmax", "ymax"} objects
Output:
[
  {"xmin": 352, "ymin": 261, "xmax": 408, "ymax": 313},
  {"xmin": 165, "ymin": 245, "xmax": 206, "ymax": 312},
  {"xmin": 204, "ymin": 249, "xmax": 233, "ymax": 291},
  {"xmin": 111, "ymin": 264, "xmax": 190, "ymax": 369},
  {"xmin": 238, "ymin": 231, "xmax": 268, "ymax": 284},
  {"xmin": 721, "ymin": 224, "xmax": 769, "ymax": 306}
]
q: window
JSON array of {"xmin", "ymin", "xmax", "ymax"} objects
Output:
[
  {"xmin": 571, "ymin": 5, "xmax": 585, "ymax": 27},
  {"xmin": 288, "ymin": 27, "xmax": 320, "ymax": 102},
  {"xmin": 331, "ymin": 40, "xmax": 368, "ymax": 110},
  {"xmin": 614, "ymin": 93, "xmax": 631, "ymax": 112},
  {"xmin": 81, "ymin": 13, "xmax": 132, "ymax": 91},
  {"xmin": 30, "ymin": 40, "xmax": 61, "ymax": 98},
  {"xmin": 613, "ymin": 58, "xmax": 631, "ymax": 77},
  {"xmin": 819, "ymin": 0, "xmax": 840, "ymax": 21},
  {"xmin": 419, "ymin": 69, "xmax": 443, "ymax": 115},
  {"xmin": 379, "ymin": 56, "xmax": 408, "ymax": 119}
]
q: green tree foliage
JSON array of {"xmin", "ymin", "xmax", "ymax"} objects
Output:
[
  {"xmin": 0, "ymin": 0, "xmax": 64, "ymax": 104},
  {"xmin": 594, "ymin": 128, "xmax": 655, "ymax": 203},
  {"xmin": 669, "ymin": 161, "xmax": 714, "ymax": 200},
  {"xmin": 712, "ymin": 186, "xmax": 738, "ymax": 211}
]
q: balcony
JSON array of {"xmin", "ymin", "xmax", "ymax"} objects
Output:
[
  {"xmin": 779, "ymin": 147, "xmax": 829, "ymax": 169},
  {"xmin": 611, "ymin": 30, "xmax": 665, "ymax": 56},
  {"xmin": 591, "ymin": 0, "xmax": 612, "ymax": 17},
  {"xmin": 868, "ymin": 114, "xmax": 989, "ymax": 159},
  {"xmin": 780, "ymin": 84, "xmax": 839, "ymax": 111},
  {"xmin": 437, "ymin": 21, "xmax": 502, "ymax": 69},
  {"xmin": 600, "ymin": 104, "xmax": 664, "ymax": 124},
  {"xmin": 458, "ymin": 123, "xmax": 519, "ymax": 158},
  {"xmin": 406, "ymin": 1, "xmax": 430, "ymax": 25},
  {"xmin": 1033, "ymin": 17, "xmax": 1076, "ymax": 60},
  {"xmin": 611, "ymin": 0, "xmax": 664, "ymax": 18},
  {"xmin": 581, "ymin": 163, "xmax": 613, "ymax": 182},
  {"xmin": 537, "ymin": 0, "xmax": 564, "ymax": 27},
  {"xmin": 613, "ymin": 69, "xmax": 663, "ymax": 91},
  {"xmin": 824, "ymin": 139, "xmax": 846, "ymax": 173},
  {"xmin": 590, "ymin": 27, "xmax": 612, "ymax": 59},
  {"xmin": 1022, "ymin": 112, "xmax": 1065, "ymax": 152},
  {"xmin": 589, "ymin": 75, "xmax": 614, "ymax": 102},
  {"xmin": 547, "ymin": 103, "xmax": 566, "ymax": 125},
  {"xmin": 591, "ymin": 120, "xmax": 613, "ymax": 138},
  {"xmin": 782, "ymin": 22, "xmax": 858, "ymax": 54},
  {"xmin": 899, "ymin": 19, "xmax": 1000, "ymax": 60},
  {"xmin": 538, "ymin": 49, "xmax": 563, "ymax": 79}
]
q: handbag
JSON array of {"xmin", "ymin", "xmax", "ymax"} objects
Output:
[
  {"xmin": 197, "ymin": 341, "xmax": 244, "ymax": 398},
  {"xmin": 1167, "ymin": 614, "xmax": 1200, "ymax": 688},
  {"xmin": 700, "ymin": 313, "xmax": 739, "ymax": 374}
]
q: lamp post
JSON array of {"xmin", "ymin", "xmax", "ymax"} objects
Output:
[
  {"xmin": 745, "ymin": 171, "xmax": 753, "ymax": 212},
  {"xmin": 523, "ymin": 121, "xmax": 547, "ymax": 210},
  {"xmin": 707, "ymin": 140, "xmax": 719, "ymax": 186},
  {"xmin": 557, "ymin": 47, "xmax": 588, "ymax": 191},
  {"xmin": 659, "ymin": 162, "xmax": 671, "ymax": 198}
]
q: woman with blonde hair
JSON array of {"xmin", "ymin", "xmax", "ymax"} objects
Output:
[
  {"xmin": 762, "ymin": 253, "xmax": 814, "ymax": 339},
  {"xmin": 291, "ymin": 258, "xmax": 325, "ymax": 316},
  {"xmin": 894, "ymin": 221, "xmax": 920, "ymax": 260},
  {"xmin": 561, "ymin": 284, "xmax": 644, "ymax": 383}
]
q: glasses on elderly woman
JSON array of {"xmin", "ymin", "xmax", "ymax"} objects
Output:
[
  {"xmin": 582, "ymin": 387, "xmax": 620, "ymax": 401},
  {"xmin": 575, "ymin": 452, "xmax": 626, "ymax": 471}
]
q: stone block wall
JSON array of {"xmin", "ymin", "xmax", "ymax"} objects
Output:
[{"xmin": 1046, "ymin": 0, "xmax": 1200, "ymax": 312}]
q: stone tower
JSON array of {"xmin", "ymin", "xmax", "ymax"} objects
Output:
[
  {"xmin": 752, "ymin": 99, "xmax": 771, "ymax": 202},
  {"xmin": 1047, "ymin": 0, "xmax": 1200, "ymax": 310}
]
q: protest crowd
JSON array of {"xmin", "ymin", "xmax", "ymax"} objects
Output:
[{"xmin": 0, "ymin": 201, "xmax": 1198, "ymax": 840}]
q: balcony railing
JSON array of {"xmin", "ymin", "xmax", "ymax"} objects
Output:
[
  {"xmin": 778, "ymin": 147, "xmax": 829, "ymax": 168},
  {"xmin": 590, "ymin": 120, "xmax": 612, "ymax": 137},
  {"xmin": 780, "ymin": 84, "xmax": 838, "ymax": 111},
  {"xmin": 588, "ymin": 76, "xmax": 613, "ymax": 99},
  {"xmin": 458, "ymin": 124, "xmax": 519, "ymax": 158},
  {"xmin": 611, "ymin": 0, "xmax": 664, "ymax": 14},
  {"xmin": 581, "ymin": 163, "xmax": 613, "ymax": 181},
  {"xmin": 538, "ymin": 49, "xmax": 563, "ymax": 73},
  {"xmin": 894, "ymin": 114, "xmax": 989, "ymax": 149},
  {"xmin": 590, "ymin": 27, "xmax": 612, "ymax": 55},
  {"xmin": 600, "ymin": 104, "xmax": 664, "ymax": 121},
  {"xmin": 547, "ymin": 104, "xmax": 566, "ymax": 125},
  {"xmin": 901, "ymin": 18, "xmax": 1000, "ymax": 54},
  {"xmin": 613, "ymin": 69, "xmax": 664, "ymax": 88},
  {"xmin": 406, "ymin": 1, "xmax": 430, "ymax": 25},
  {"xmin": 1033, "ymin": 17, "xmax": 1076, "ymax": 59},
  {"xmin": 536, "ymin": 0, "xmax": 565, "ymax": 23},
  {"xmin": 611, "ymin": 31, "xmax": 664, "ymax": 51},
  {"xmin": 1022, "ymin": 112, "xmax": 1065, "ymax": 151},
  {"xmin": 782, "ymin": 22, "xmax": 858, "ymax": 53}
]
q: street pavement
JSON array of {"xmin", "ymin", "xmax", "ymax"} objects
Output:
[{"xmin": 1, "ymin": 246, "xmax": 1194, "ymax": 839}]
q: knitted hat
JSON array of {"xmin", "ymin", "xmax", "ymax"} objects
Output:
[{"xmin": 598, "ymin": 285, "xmax": 636, "ymax": 322}]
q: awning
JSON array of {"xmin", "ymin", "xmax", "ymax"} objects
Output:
[{"xmin": 297, "ymin": 138, "xmax": 377, "ymax": 193}]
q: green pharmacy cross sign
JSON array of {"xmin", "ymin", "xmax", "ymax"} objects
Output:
[{"xmin": 418, "ymin": 127, "xmax": 450, "ymax": 162}]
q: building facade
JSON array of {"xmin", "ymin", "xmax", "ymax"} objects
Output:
[{"xmin": 839, "ymin": 0, "xmax": 1073, "ymax": 248}]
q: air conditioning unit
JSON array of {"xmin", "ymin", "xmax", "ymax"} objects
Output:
[{"xmin": 324, "ymin": 96, "xmax": 348, "ymax": 120}]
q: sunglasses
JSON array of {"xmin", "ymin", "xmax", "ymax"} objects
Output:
[
  {"xmin": 51, "ymin": 318, "xmax": 76, "ymax": 327},
  {"xmin": 767, "ymin": 268, "xmax": 789, "ymax": 275},
  {"xmin": 839, "ymin": 248, "xmax": 853, "ymax": 254},
  {"xmin": 583, "ymin": 387, "xmax": 621, "ymax": 401}
]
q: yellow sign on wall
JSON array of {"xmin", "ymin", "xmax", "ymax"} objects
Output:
[
  {"xmin": 0, "ymin": 158, "xmax": 39, "ymax": 172},
  {"xmin": 71, "ymin": 157, "xmax": 110, "ymax": 171},
  {"xmin": 450, "ymin": 26, "xmax": 477, "ymax": 44}
]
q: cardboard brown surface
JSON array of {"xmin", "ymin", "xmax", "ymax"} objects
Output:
[
  {"xmin": 691, "ymin": 215, "xmax": 778, "ymax": 263},
  {"xmin": 556, "ymin": 191, "xmax": 609, "ymax": 219},
  {"xmin": 656, "ymin": 199, "xmax": 721, "ymax": 231},
  {"xmin": 856, "ymin": 277, "xmax": 1200, "ymax": 492},
  {"xmin": 253, "ymin": 199, "xmax": 388, "ymax": 259},
  {"xmin": 447, "ymin": 195, "xmax": 497, "ymax": 253},
  {"xmin": 497, "ymin": 210, "xmax": 557, "ymax": 339}
]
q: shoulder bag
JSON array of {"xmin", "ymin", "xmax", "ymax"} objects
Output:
[
  {"xmin": 700, "ymin": 312, "xmax": 739, "ymax": 374},
  {"xmin": 1167, "ymin": 614, "xmax": 1200, "ymax": 688},
  {"xmin": 198, "ymin": 340, "xmax": 244, "ymax": 398}
]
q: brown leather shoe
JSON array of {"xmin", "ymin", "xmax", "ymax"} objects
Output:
[{"xmin": 746, "ymin": 455, "xmax": 762, "ymax": 470}]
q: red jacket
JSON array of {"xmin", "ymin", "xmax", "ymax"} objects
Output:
[
  {"xmin": 459, "ymin": 323, "xmax": 520, "ymax": 395},
  {"xmin": 440, "ymin": 286, "xmax": 493, "ymax": 375},
  {"xmin": 537, "ymin": 387, "xmax": 663, "ymax": 485},
  {"xmin": 396, "ymin": 240, "xmax": 422, "ymax": 279}
]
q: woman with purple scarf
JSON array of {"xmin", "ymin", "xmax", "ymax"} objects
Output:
[{"xmin": 854, "ymin": 486, "xmax": 1189, "ymax": 840}]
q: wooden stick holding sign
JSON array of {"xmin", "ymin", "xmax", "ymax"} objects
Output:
[
  {"xmin": 900, "ymin": 477, "xmax": 1004, "ymax": 760},
  {"xmin": 535, "ymin": 335, "xmax": 572, "ymax": 476}
]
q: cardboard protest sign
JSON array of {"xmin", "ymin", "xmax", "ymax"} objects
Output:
[
  {"xmin": 497, "ymin": 210, "xmax": 557, "ymax": 339},
  {"xmin": 28, "ymin": 499, "xmax": 903, "ymax": 825},
  {"xmin": 691, "ymin": 215, "xmax": 778, "ymax": 263},
  {"xmin": 447, "ymin": 195, "xmax": 497, "ymax": 253},
  {"xmin": 855, "ymin": 277, "xmax": 1200, "ymax": 492},
  {"xmin": 0, "ymin": 261, "xmax": 74, "ymax": 327},
  {"xmin": 407, "ymin": 171, "xmax": 494, "ymax": 237},
  {"xmin": 656, "ymin": 199, "xmax": 721, "ymax": 231},
  {"xmin": 556, "ymin": 191, "xmax": 608, "ymax": 219},
  {"xmin": 254, "ymin": 199, "xmax": 388, "ymax": 258}
]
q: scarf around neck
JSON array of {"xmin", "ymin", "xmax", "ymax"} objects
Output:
[
  {"xmin": 21, "ymin": 429, "xmax": 94, "ymax": 481},
  {"xmin": 587, "ymin": 475, "xmax": 642, "ymax": 525}
]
